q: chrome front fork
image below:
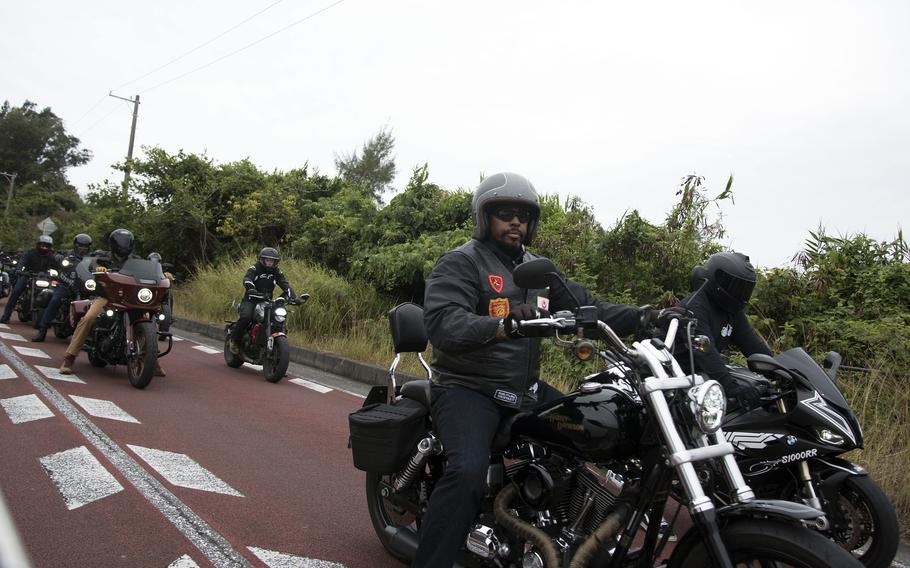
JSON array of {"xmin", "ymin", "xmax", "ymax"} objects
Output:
[{"xmin": 776, "ymin": 397, "xmax": 828, "ymax": 530}]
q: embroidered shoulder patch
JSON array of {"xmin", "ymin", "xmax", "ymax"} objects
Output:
[
  {"xmin": 494, "ymin": 389, "xmax": 519, "ymax": 404},
  {"xmin": 489, "ymin": 298, "xmax": 510, "ymax": 318},
  {"xmin": 488, "ymin": 274, "xmax": 504, "ymax": 293}
]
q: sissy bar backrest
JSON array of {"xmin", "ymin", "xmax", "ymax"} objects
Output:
[{"xmin": 387, "ymin": 302, "xmax": 432, "ymax": 404}]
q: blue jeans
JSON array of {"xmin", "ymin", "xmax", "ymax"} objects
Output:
[
  {"xmin": 38, "ymin": 285, "xmax": 69, "ymax": 329},
  {"xmin": 2, "ymin": 277, "xmax": 28, "ymax": 320}
]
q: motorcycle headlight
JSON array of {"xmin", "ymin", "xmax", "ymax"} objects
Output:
[
  {"xmin": 85, "ymin": 279, "xmax": 96, "ymax": 291},
  {"xmin": 49, "ymin": 269, "xmax": 59, "ymax": 277},
  {"xmin": 62, "ymin": 259, "xmax": 71, "ymax": 267},
  {"xmin": 137, "ymin": 288, "xmax": 153, "ymax": 303},
  {"xmin": 689, "ymin": 380, "xmax": 726, "ymax": 433},
  {"xmin": 105, "ymin": 309, "xmax": 115, "ymax": 317},
  {"xmin": 816, "ymin": 427, "xmax": 846, "ymax": 446},
  {"xmin": 35, "ymin": 279, "xmax": 50, "ymax": 288},
  {"xmin": 274, "ymin": 307, "xmax": 287, "ymax": 318}
]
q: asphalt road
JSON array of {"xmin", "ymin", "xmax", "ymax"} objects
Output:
[{"xmin": 0, "ymin": 306, "xmax": 402, "ymax": 568}]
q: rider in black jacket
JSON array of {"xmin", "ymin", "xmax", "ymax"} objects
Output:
[
  {"xmin": 678, "ymin": 251, "xmax": 773, "ymax": 409},
  {"xmin": 228, "ymin": 247, "xmax": 297, "ymax": 354},
  {"xmin": 414, "ymin": 172, "xmax": 684, "ymax": 568},
  {"xmin": 1, "ymin": 235, "xmax": 59, "ymax": 323},
  {"xmin": 32, "ymin": 233, "xmax": 93, "ymax": 342}
]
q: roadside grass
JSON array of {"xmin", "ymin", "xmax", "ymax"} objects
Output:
[{"xmin": 175, "ymin": 257, "xmax": 909, "ymax": 538}]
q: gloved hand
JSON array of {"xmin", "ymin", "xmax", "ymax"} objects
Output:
[
  {"xmin": 653, "ymin": 305, "xmax": 693, "ymax": 328},
  {"xmin": 94, "ymin": 266, "xmax": 108, "ymax": 273},
  {"xmin": 163, "ymin": 271, "xmax": 174, "ymax": 280},
  {"xmin": 504, "ymin": 304, "xmax": 550, "ymax": 338},
  {"xmin": 723, "ymin": 375, "xmax": 772, "ymax": 410}
]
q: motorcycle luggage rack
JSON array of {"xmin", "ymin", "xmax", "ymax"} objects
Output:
[{"xmin": 387, "ymin": 302, "xmax": 432, "ymax": 405}]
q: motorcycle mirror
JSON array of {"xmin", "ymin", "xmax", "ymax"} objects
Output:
[
  {"xmin": 822, "ymin": 351, "xmax": 842, "ymax": 383},
  {"xmin": 513, "ymin": 258, "xmax": 558, "ymax": 289}
]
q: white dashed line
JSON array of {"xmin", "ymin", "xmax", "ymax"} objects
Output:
[
  {"xmin": 70, "ymin": 396, "xmax": 140, "ymax": 424},
  {"xmin": 0, "ymin": 364, "xmax": 16, "ymax": 380},
  {"xmin": 243, "ymin": 363, "xmax": 263, "ymax": 371},
  {"xmin": 11, "ymin": 345, "xmax": 50, "ymax": 359},
  {"xmin": 247, "ymin": 547, "xmax": 346, "ymax": 568},
  {"xmin": 192, "ymin": 345, "xmax": 221, "ymax": 355},
  {"xmin": 39, "ymin": 446, "xmax": 124, "ymax": 510},
  {"xmin": 0, "ymin": 323, "xmax": 9, "ymax": 329},
  {"xmin": 127, "ymin": 445, "xmax": 243, "ymax": 497},
  {"xmin": 167, "ymin": 554, "xmax": 201, "ymax": 568},
  {"xmin": 1, "ymin": 394, "xmax": 54, "ymax": 423},
  {"xmin": 289, "ymin": 378, "xmax": 333, "ymax": 394},
  {"xmin": 35, "ymin": 364, "xmax": 86, "ymax": 384},
  {"xmin": 0, "ymin": 331, "xmax": 26, "ymax": 341}
]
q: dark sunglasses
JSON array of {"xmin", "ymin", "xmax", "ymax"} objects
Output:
[{"xmin": 492, "ymin": 207, "xmax": 532, "ymax": 223}]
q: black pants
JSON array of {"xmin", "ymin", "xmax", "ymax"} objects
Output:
[
  {"xmin": 230, "ymin": 300, "xmax": 257, "ymax": 343},
  {"xmin": 411, "ymin": 381, "xmax": 562, "ymax": 568}
]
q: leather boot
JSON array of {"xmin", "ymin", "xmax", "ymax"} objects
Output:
[{"xmin": 31, "ymin": 327, "xmax": 47, "ymax": 342}]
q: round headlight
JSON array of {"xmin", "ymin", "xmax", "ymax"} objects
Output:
[
  {"xmin": 49, "ymin": 269, "xmax": 59, "ymax": 277},
  {"xmin": 689, "ymin": 380, "xmax": 726, "ymax": 433},
  {"xmin": 137, "ymin": 288, "xmax": 153, "ymax": 303},
  {"xmin": 274, "ymin": 307, "xmax": 288, "ymax": 318},
  {"xmin": 105, "ymin": 309, "xmax": 115, "ymax": 317},
  {"xmin": 84, "ymin": 279, "xmax": 96, "ymax": 291},
  {"xmin": 62, "ymin": 259, "xmax": 71, "ymax": 267}
]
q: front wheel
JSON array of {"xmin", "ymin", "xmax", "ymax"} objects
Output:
[
  {"xmin": 366, "ymin": 472, "xmax": 419, "ymax": 564},
  {"xmin": 824, "ymin": 475, "xmax": 899, "ymax": 568},
  {"xmin": 223, "ymin": 331, "xmax": 243, "ymax": 368},
  {"xmin": 16, "ymin": 294, "xmax": 31, "ymax": 322},
  {"xmin": 262, "ymin": 335, "xmax": 289, "ymax": 382},
  {"xmin": 127, "ymin": 321, "xmax": 157, "ymax": 389},
  {"xmin": 668, "ymin": 518, "xmax": 863, "ymax": 568}
]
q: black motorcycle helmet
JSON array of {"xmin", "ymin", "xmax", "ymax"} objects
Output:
[
  {"xmin": 471, "ymin": 172, "xmax": 541, "ymax": 246},
  {"xmin": 73, "ymin": 233, "xmax": 93, "ymax": 256},
  {"xmin": 109, "ymin": 229, "xmax": 135, "ymax": 259},
  {"xmin": 36, "ymin": 235, "xmax": 54, "ymax": 256},
  {"xmin": 695, "ymin": 251, "xmax": 757, "ymax": 313},
  {"xmin": 257, "ymin": 247, "xmax": 280, "ymax": 272}
]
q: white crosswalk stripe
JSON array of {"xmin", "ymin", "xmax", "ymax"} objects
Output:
[
  {"xmin": 127, "ymin": 445, "xmax": 243, "ymax": 497},
  {"xmin": 0, "ymin": 331, "xmax": 26, "ymax": 341},
  {"xmin": 0, "ymin": 323, "xmax": 9, "ymax": 329},
  {"xmin": 70, "ymin": 395, "xmax": 140, "ymax": 424},
  {"xmin": 247, "ymin": 547, "xmax": 346, "ymax": 568},
  {"xmin": 289, "ymin": 378, "xmax": 333, "ymax": 394},
  {"xmin": 166, "ymin": 554, "xmax": 200, "ymax": 568},
  {"xmin": 192, "ymin": 345, "xmax": 221, "ymax": 355},
  {"xmin": 1, "ymin": 394, "xmax": 54, "ymax": 423},
  {"xmin": 35, "ymin": 364, "xmax": 85, "ymax": 384},
  {"xmin": 0, "ymin": 363, "xmax": 16, "ymax": 380},
  {"xmin": 11, "ymin": 345, "xmax": 50, "ymax": 359},
  {"xmin": 40, "ymin": 446, "xmax": 124, "ymax": 510}
]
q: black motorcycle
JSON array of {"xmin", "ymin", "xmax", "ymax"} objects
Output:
[
  {"xmin": 349, "ymin": 258, "xmax": 861, "ymax": 568},
  {"xmin": 714, "ymin": 351, "xmax": 899, "ymax": 568},
  {"xmin": 16, "ymin": 269, "xmax": 57, "ymax": 323},
  {"xmin": 33, "ymin": 255, "xmax": 86, "ymax": 339},
  {"xmin": 223, "ymin": 292, "xmax": 308, "ymax": 383},
  {"xmin": 0, "ymin": 253, "xmax": 14, "ymax": 298}
]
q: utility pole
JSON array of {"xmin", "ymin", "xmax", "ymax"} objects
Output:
[
  {"xmin": 109, "ymin": 92, "xmax": 140, "ymax": 188},
  {"xmin": 0, "ymin": 171, "xmax": 16, "ymax": 218}
]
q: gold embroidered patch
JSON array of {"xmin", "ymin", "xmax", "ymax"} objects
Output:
[{"xmin": 489, "ymin": 298, "xmax": 510, "ymax": 318}]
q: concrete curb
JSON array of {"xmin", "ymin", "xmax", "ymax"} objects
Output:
[{"xmin": 171, "ymin": 318, "xmax": 423, "ymax": 387}]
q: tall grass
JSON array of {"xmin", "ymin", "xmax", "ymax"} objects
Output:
[{"xmin": 176, "ymin": 258, "xmax": 909, "ymax": 537}]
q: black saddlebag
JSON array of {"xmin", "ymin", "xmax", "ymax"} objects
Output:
[{"xmin": 349, "ymin": 397, "xmax": 427, "ymax": 473}]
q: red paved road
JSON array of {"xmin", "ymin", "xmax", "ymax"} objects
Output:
[{"xmin": 0, "ymin": 306, "xmax": 403, "ymax": 568}]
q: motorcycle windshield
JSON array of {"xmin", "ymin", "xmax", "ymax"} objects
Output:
[
  {"xmin": 775, "ymin": 348, "xmax": 850, "ymax": 411},
  {"xmin": 118, "ymin": 259, "xmax": 164, "ymax": 285}
]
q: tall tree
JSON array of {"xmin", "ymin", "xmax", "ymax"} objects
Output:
[{"xmin": 334, "ymin": 127, "xmax": 397, "ymax": 200}]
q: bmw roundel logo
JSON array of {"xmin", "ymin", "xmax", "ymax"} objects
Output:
[{"xmin": 786, "ymin": 435, "xmax": 797, "ymax": 446}]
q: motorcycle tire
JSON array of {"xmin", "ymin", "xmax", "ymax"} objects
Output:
[
  {"xmin": 223, "ymin": 333, "xmax": 243, "ymax": 368},
  {"xmin": 823, "ymin": 474, "xmax": 899, "ymax": 568},
  {"xmin": 263, "ymin": 335, "xmax": 289, "ymax": 383},
  {"xmin": 88, "ymin": 350, "xmax": 107, "ymax": 368},
  {"xmin": 16, "ymin": 299, "xmax": 31, "ymax": 322},
  {"xmin": 668, "ymin": 518, "xmax": 863, "ymax": 568},
  {"xmin": 127, "ymin": 321, "xmax": 157, "ymax": 389},
  {"xmin": 54, "ymin": 321, "xmax": 72, "ymax": 339},
  {"xmin": 365, "ymin": 471, "xmax": 418, "ymax": 564}
]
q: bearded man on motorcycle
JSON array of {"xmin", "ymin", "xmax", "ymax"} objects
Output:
[
  {"xmin": 1, "ymin": 235, "xmax": 59, "ymax": 323},
  {"xmin": 228, "ymin": 247, "xmax": 298, "ymax": 355},
  {"xmin": 414, "ymin": 172, "xmax": 685, "ymax": 568},
  {"xmin": 31, "ymin": 233, "xmax": 93, "ymax": 342},
  {"xmin": 678, "ymin": 251, "xmax": 773, "ymax": 409},
  {"xmin": 58, "ymin": 229, "xmax": 165, "ymax": 377}
]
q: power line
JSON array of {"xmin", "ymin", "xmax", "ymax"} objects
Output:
[
  {"xmin": 139, "ymin": 0, "xmax": 345, "ymax": 94},
  {"xmin": 79, "ymin": 100, "xmax": 130, "ymax": 136},
  {"xmin": 111, "ymin": 0, "xmax": 286, "ymax": 92},
  {"xmin": 70, "ymin": 95, "xmax": 109, "ymax": 128}
]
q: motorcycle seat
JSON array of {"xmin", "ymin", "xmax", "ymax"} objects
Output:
[{"xmin": 400, "ymin": 379, "xmax": 432, "ymax": 409}]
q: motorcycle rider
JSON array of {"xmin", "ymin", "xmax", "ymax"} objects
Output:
[
  {"xmin": 414, "ymin": 172, "xmax": 685, "ymax": 568},
  {"xmin": 31, "ymin": 233, "xmax": 93, "ymax": 342},
  {"xmin": 678, "ymin": 251, "xmax": 773, "ymax": 409},
  {"xmin": 228, "ymin": 247, "xmax": 298, "ymax": 355},
  {"xmin": 0, "ymin": 235, "xmax": 59, "ymax": 323},
  {"xmin": 58, "ymin": 229, "xmax": 166, "ymax": 377}
]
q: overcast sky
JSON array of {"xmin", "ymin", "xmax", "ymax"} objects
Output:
[{"xmin": 2, "ymin": 0, "xmax": 907, "ymax": 268}]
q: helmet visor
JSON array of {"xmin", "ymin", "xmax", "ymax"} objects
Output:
[{"xmin": 715, "ymin": 270, "xmax": 755, "ymax": 304}]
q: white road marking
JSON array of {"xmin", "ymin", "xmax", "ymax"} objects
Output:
[
  {"xmin": 0, "ymin": 364, "xmax": 16, "ymax": 380},
  {"xmin": 167, "ymin": 554, "xmax": 200, "ymax": 568},
  {"xmin": 247, "ymin": 547, "xmax": 346, "ymax": 568},
  {"xmin": 11, "ymin": 345, "xmax": 50, "ymax": 359},
  {"xmin": 171, "ymin": 336, "xmax": 185, "ymax": 342},
  {"xmin": 127, "ymin": 445, "xmax": 243, "ymax": 497},
  {"xmin": 70, "ymin": 395, "xmax": 140, "ymax": 424},
  {"xmin": 39, "ymin": 446, "xmax": 124, "ymax": 510},
  {"xmin": 0, "ymin": 323, "xmax": 9, "ymax": 329},
  {"xmin": 0, "ymin": 331, "xmax": 26, "ymax": 341},
  {"xmin": 1, "ymin": 394, "xmax": 54, "ymax": 423},
  {"xmin": 192, "ymin": 345, "xmax": 221, "ymax": 355},
  {"xmin": 35, "ymin": 364, "xmax": 86, "ymax": 384},
  {"xmin": 243, "ymin": 363, "xmax": 263, "ymax": 371},
  {"xmin": 289, "ymin": 378, "xmax": 333, "ymax": 394}
]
